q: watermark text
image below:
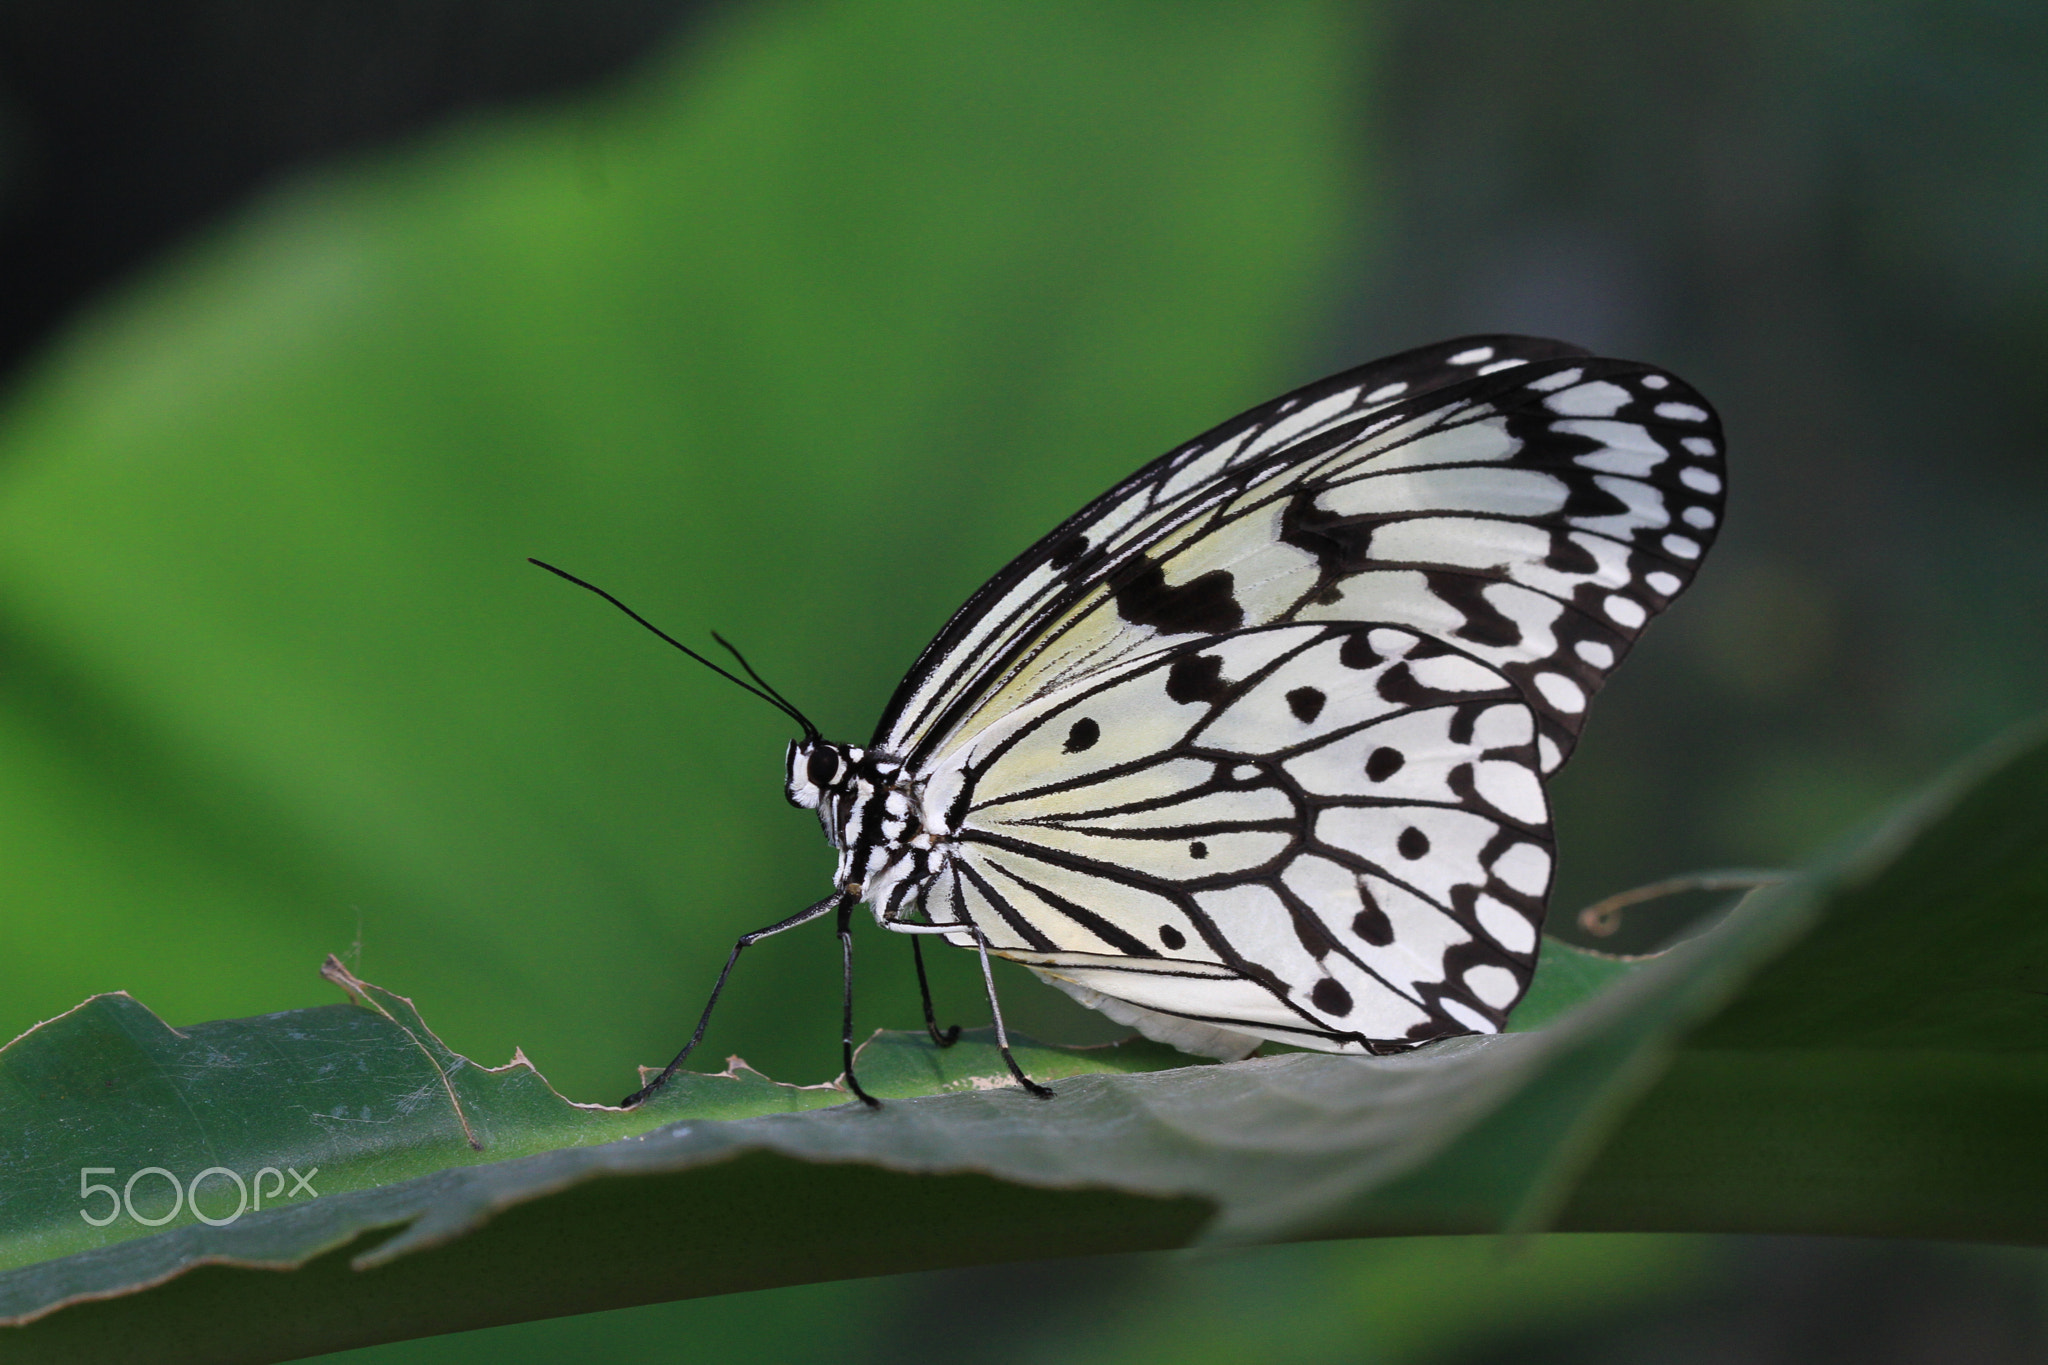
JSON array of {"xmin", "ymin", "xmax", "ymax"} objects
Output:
[{"xmin": 79, "ymin": 1165, "xmax": 319, "ymax": 1227}]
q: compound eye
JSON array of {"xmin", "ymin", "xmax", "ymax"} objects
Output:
[{"xmin": 806, "ymin": 747, "xmax": 841, "ymax": 788}]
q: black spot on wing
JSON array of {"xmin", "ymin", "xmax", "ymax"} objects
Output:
[
  {"xmin": 1165, "ymin": 653, "xmax": 1229, "ymax": 705},
  {"xmin": 1285, "ymin": 686, "xmax": 1326, "ymax": 723},
  {"xmin": 1376, "ymin": 663, "xmax": 1430, "ymax": 708},
  {"xmin": 1397, "ymin": 827, "xmax": 1430, "ymax": 859},
  {"xmin": 1160, "ymin": 924, "xmax": 1186, "ymax": 951},
  {"xmin": 1109, "ymin": 555, "xmax": 1244, "ymax": 635},
  {"xmin": 1047, "ymin": 531, "xmax": 1090, "ymax": 569},
  {"xmin": 1310, "ymin": 978, "xmax": 1353, "ymax": 1016},
  {"xmin": 1365, "ymin": 746, "xmax": 1404, "ymax": 782},
  {"xmin": 1062, "ymin": 717, "xmax": 1100, "ymax": 753},
  {"xmin": 1338, "ymin": 632, "xmax": 1380, "ymax": 669},
  {"xmin": 1352, "ymin": 890, "xmax": 1395, "ymax": 945}
]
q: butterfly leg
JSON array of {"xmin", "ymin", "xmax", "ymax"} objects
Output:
[
  {"xmin": 837, "ymin": 896, "xmax": 881, "ymax": 1109},
  {"xmin": 910, "ymin": 937, "xmax": 962, "ymax": 1048},
  {"xmin": 620, "ymin": 891, "xmax": 844, "ymax": 1108},
  {"xmin": 971, "ymin": 930, "xmax": 1055, "ymax": 1099}
]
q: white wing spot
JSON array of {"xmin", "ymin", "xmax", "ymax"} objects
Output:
[
  {"xmin": 1661, "ymin": 534, "xmax": 1702, "ymax": 559},
  {"xmin": 1464, "ymin": 964, "xmax": 1521, "ymax": 1008},
  {"xmin": 1365, "ymin": 381, "xmax": 1408, "ymax": 403},
  {"xmin": 1682, "ymin": 436, "xmax": 1716, "ymax": 457},
  {"xmin": 1641, "ymin": 374, "xmax": 1670, "ymax": 390},
  {"xmin": 1537, "ymin": 735, "xmax": 1562, "ymax": 772},
  {"xmin": 1645, "ymin": 571, "xmax": 1682, "ymax": 596},
  {"xmin": 1575, "ymin": 639, "xmax": 1615, "ymax": 669},
  {"xmin": 1476, "ymin": 358, "xmax": 1526, "ymax": 374},
  {"xmin": 1473, "ymin": 759, "xmax": 1546, "ymax": 824},
  {"xmin": 1604, "ymin": 594, "xmax": 1648, "ymax": 629},
  {"xmin": 1655, "ymin": 401, "xmax": 1710, "ymax": 422},
  {"xmin": 1679, "ymin": 467, "xmax": 1723, "ymax": 495},
  {"xmin": 1231, "ymin": 763, "xmax": 1261, "ymax": 782},
  {"xmin": 1683, "ymin": 505, "xmax": 1716, "ymax": 529},
  {"xmin": 1471, "ymin": 703, "xmax": 1534, "ymax": 749},
  {"xmin": 1317, "ymin": 465, "xmax": 1570, "ymax": 521},
  {"xmin": 1533, "ymin": 672, "xmax": 1586, "ymax": 714},
  {"xmin": 1544, "ymin": 382, "xmax": 1632, "ymax": 418},
  {"xmin": 1413, "ymin": 651, "xmax": 1520, "ymax": 694},
  {"xmin": 1527, "ymin": 367, "xmax": 1583, "ymax": 392},
  {"xmin": 1368, "ymin": 627, "xmax": 1417, "ymax": 657},
  {"xmin": 1475, "ymin": 894, "xmax": 1537, "ymax": 954},
  {"xmin": 1449, "ymin": 346, "xmax": 1495, "ymax": 365},
  {"xmin": 1491, "ymin": 841, "xmax": 1551, "ymax": 896}
]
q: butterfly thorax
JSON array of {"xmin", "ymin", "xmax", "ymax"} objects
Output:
[{"xmin": 784, "ymin": 738, "xmax": 939, "ymax": 903}]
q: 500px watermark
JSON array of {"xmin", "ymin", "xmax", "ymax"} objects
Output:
[{"xmin": 78, "ymin": 1166, "xmax": 319, "ymax": 1228}]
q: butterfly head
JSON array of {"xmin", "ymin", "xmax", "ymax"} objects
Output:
[{"xmin": 784, "ymin": 738, "xmax": 861, "ymax": 812}]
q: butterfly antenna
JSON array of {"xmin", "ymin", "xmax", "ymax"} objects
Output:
[
  {"xmin": 710, "ymin": 631, "xmax": 822, "ymax": 743},
  {"xmin": 528, "ymin": 559, "xmax": 817, "ymax": 738}
]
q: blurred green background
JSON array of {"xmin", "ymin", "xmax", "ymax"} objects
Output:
[{"xmin": 3, "ymin": 1, "xmax": 2046, "ymax": 1360}]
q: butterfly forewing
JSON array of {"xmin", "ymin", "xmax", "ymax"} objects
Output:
[{"xmin": 876, "ymin": 338, "xmax": 1723, "ymax": 789}]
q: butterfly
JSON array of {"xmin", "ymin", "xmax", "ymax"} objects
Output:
[{"xmin": 536, "ymin": 334, "xmax": 1725, "ymax": 1107}]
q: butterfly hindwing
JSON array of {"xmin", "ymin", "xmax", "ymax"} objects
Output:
[{"xmin": 910, "ymin": 622, "xmax": 1554, "ymax": 1057}]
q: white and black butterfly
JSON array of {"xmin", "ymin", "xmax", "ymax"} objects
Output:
[{"xmin": 537, "ymin": 334, "xmax": 1725, "ymax": 1106}]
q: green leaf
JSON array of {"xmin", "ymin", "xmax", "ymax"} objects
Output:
[
  {"xmin": 1504, "ymin": 940, "xmax": 1647, "ymax": 1033},
  {"xmin": 1556, "ymin": 717, "xmax": 2048, "ymax": 1241},
  {"xmin": 0, "ymin": 956, "xmax": 1196, "ymax": 1281}
]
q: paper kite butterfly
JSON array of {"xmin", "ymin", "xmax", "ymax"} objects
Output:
[{"xmin": 534, "ymin": 334, "xmax": 1725, "ymax": 1107}]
